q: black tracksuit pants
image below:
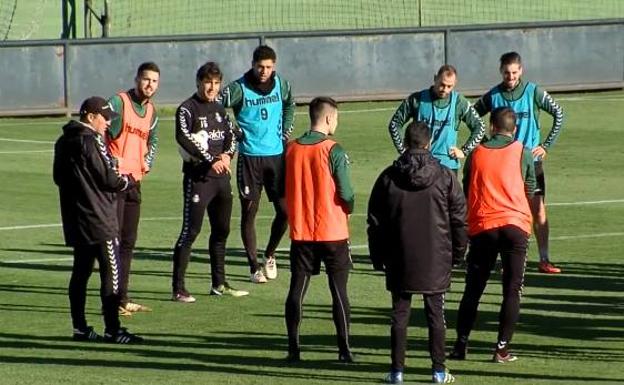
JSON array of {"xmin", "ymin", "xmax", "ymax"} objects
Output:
[
  {"xmin": 69, "ymin": 239, "xmax": 121, "ymax": 333},
  {"xmin": 455, "ymin": 225, "xmax": 528, "ymax": 349},
  {"xmin": 237, "ymin": 154, "xmax": 288, "ymax": 274},
  {"xmin": 117, "ymin": 182, "xmax": 141, "ymax": 305},
  {"xmin": 240, "ymin": 197, "xmax": 288, "ymax": 273},
  {"xmin": 285, "ymin": 241, "xmax": 352, "ymax": 356},
  {"xmin": 172, "ymin": 174, "xmax": 232, "ymax": 292},
  {"xmin": 390, "ymin": 292, "xmax": 447, "ymax": 372}
]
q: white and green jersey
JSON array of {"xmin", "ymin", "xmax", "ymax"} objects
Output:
[
  {"xmin": 475, "ymin": 79, "xmax": 564, "ymax": 154},
  {"xmin": 388, "ymin": 87, "xmax": 485, "ymax": 170},
  {"xmin": 220, "ymin": 71, "xmax": 295, "ymax": 156}
]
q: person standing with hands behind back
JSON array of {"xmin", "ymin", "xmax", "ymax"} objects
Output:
[
  {"xmin": 450, "ymin": 107, "xmax": 535, "ymax": 364},
  {"xmin": 221, "ymin": 45, "xmax": 295, "ymax": 284},
  {"xmin": 107, "ymin": 62, "xmax": 160, "ymax": 315},
  {"xmin": 284, "ymin": 97, "xmax": 355, "ymax": 363}
]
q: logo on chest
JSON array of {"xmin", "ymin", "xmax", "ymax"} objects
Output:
[{"xmin": 123, "ymin": 123, "xmax": 149, "ymax": 140}]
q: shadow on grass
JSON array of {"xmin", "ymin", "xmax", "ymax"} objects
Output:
[{"xmin": 0, "ymin": 331, "xmax": 622, "ymax": 383}]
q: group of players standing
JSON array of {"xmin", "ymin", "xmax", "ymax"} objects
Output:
[{"xmin": 53, "ymin": 44, "xmax": 563, "ymax": 384}]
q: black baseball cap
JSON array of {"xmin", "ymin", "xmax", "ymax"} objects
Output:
[{"xmin": 79, "ymin": 96, "xmax": 119, "ymax": 120}]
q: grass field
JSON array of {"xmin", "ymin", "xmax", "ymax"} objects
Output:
[
  {"xmin": 3, "ymin": 0, "xmax": 624, "ymax": 40},
  {"xmin": 0, "ymin": 92, "xmax": 623, "ymax": 385}
]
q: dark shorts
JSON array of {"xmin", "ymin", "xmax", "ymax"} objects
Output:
[
  {"xmin": 290, "ymin": 240, "xmax": 352, "ymax": 276},
  {"xmin": 236, "ymin": 154, "xmax": 284, "ymax": 202},
  {"xmin": 534, "ymin": 161, "xmax": 546, "ymax": 197}
]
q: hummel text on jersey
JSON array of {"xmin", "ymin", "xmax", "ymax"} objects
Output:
[
  {"xmin": 123, "ymin": 123, "xmax": 149, "ymax": 140},
  {"xmin": 244, "ymin": 94, "xmax": 280, "ymax": 107}
]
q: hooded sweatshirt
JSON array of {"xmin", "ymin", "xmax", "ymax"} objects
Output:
[{"xmin": 367, "ymin": 149, "xmax": 468, "ymax": 294}]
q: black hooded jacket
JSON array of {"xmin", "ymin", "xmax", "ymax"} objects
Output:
[
  {"xmin": 53, "ymin": 120, "xmax": 131, "ymax": 246},
  {"xmin": 367, "ymin": 149, "xmax": 467, "ymax": 294}
]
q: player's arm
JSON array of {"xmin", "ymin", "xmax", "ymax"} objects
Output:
[
  {"xmin": 223, "ymin": 113, "xmax": 237, "ymax": 157},
  {"xmin": 472, "ymin": 91, "xmax": 492, "ymax": 117},
  {"xmin": 535, "ymin": 87, "xmax": 564, "ymax": 152},
  {"xmin": 86, "ymin": 135, "xmax": 132, "ymax": 192},
  {"xmin": 280, "ymin": 78, "xmax": 296, "ymax": 140},
  {"xmin": 175, "ymin": 105, "xmax": 214, "ymax": 162},
  {"xmin": 457, "ymin": 96, "xmax": 486, "ymax": 155},
  {"xmin": 219, "ymin": 81, "xmax": 244, "ymax": 114},
  {"xmin": 367, "ymin": 170, "xmax": 390, "ymax": 271},
  {"xmin": 144, "ymin": 114, "xmax": 159, "ymax": 171},
  {"xmin": 106, "ymin": 95, "xmax": 123, "ymax": 139},
  {"xmin": 521, "ymin": 147, "xmax": 537, "ymax": 198},
  {"xmin": 329, "ymin": 143, "xmax": 355, "ymax": 214},
  {"xmin": 388, "ymin": 93, "xmax": 419, "ymax": 154},
  {"xmin": 447, "ymin": 170, "xmax": 468, "ymax": 265},
  {"xmin": 212, "ymin": 112, "xmax": 237, "ymax": 175},
  {"xmin": 461, "ymin": 152, "xmax": 473, "ymax": 198}
]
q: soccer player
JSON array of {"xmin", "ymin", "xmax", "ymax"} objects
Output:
[
  {"xmin": 388, "ymin": 64, "xmax": 485, "ymax": 173},
  {"xmin": 284, "ymin": 97, "xmax": 355, "ymax": 363},
  {"xmin": 368, "ymin": 121, "xmax": 467, "ymax": 384},
  {"xmin": 170, "ymin": 62, "xmax": 248, "ymax": 302},
  {"xmin": 473, "ymin": 51, "xmax": 564, "ymax": 274},
  {"xmin": 54, "ymin": 96, "xmax": 142, "ymax": 344},
  {"xmin": 450, "ymin": 107, "xmax": 535, "ymax": 363},
  {"xmin": 107, "ymin": 62, "xmax": 160, "ymax": 314},
  {"xmin": 220, "ymin": 45, "xmax": 295, "ymax": 284}
]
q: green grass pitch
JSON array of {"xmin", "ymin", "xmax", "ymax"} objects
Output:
[{"xmin": 0, "ymin": 92, "xmax": 623, "ymax": 384}]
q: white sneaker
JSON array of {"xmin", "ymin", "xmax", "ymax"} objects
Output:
[
  {"xmin": 250, "ymin": 270, "xmax": 268, "ymax": 284},
  {"xmin": 172, "ymin": 290, "xmax": 196, "ymax": 303},
  {"xmin": 210, "ymin": 283, "xmax": 249, "ymax": 297},
  {"xmin": 263, "ymin": 256, "xmax": 278, "ymax": 280}
]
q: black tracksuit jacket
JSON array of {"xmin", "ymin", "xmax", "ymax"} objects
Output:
[
  {"xmin": 53, "ymin": 120, "xmax": 130, "ymax": 246},
  {"xmin": 367, "ymin": 149, "xmax": 468, "ymax": 294},
  {"xmin": 175, "ymin": 94, "xmax": 236, "ymax": 180}
]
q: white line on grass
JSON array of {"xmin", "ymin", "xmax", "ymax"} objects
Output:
[
  {"xmin": 548, "ymin": 199, "xmax": 624, "ymax": 206},
  {"xmin": 3, "ymin": 233, "xmax": 622, "ymax": 264},
  {"xmin": 0, "ymin": 96, "xmax": 622, "ymax": 128},
  {"xmin": 0, "ymin": 150, "xmax": 53, "ymax": 154},
  {"xmin": 550, "ymin": 232, "xmax": 624, "ymax": 240},
  {"xmin": 1, "ymin": 198, "xmax": 623, "ymax": 231},
  {"xmin": 0, "ymin": 137, "xmax": 55, "ymax": 144}
]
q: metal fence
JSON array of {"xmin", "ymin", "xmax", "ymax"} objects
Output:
[{"xmin": 0, "ymin": 19, "xmax": 622, "ymax": 116}]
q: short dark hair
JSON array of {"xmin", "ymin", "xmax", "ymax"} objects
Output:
[
  {"xmin": 436, "ymin": 64, "xmax": 457, "ymax": 78},
  {"xmin": 196, "ymin": 61, "xmax": 222, "ymax": 82},
  {"xmin": 136, "ymin": 61, "xmax": 160, "ymax": 77},
  {"xmin": 309, "ymin": 96, "xmax": 338, "ymax": 124},
  {"xmin": 253, "ymin": 45, "xmax": 277, "ymax": 63},
  {"xmin": 499, "ymin": 52, "xmax": 522, "ymax": 68},
  {"xmin": 490, "ymin": 107, "xmax": 516, "ymax": 134},
  {"xmin": 404, "ymin": 121, "xmax": 431, "ymax": 149}
]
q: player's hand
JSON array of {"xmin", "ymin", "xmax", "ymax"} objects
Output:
[
  {"xmin": 220, "ymin": 154, "xmax": 231, "ymax": 170},
  {"xmin": 448, "ymin": 147, "xmax": 465, "ymax": 160},
  {"xmin": 211, "ymin": 157, "xmax": 231, "ymax": 175},
  {"xmin": 122, "ymin": 174, "xmax": 136, "ymax": 191},
  {"xmin": 532, "ymin": 145, "xmax": 547, "ymax": 160}
]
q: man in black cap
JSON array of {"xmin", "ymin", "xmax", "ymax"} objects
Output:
[{"xmin": 53, "ymin": 96, "xmax": 143, "ymax": 344}]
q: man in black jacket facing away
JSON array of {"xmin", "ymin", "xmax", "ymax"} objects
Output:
[
  {"xmin": 368, "ymin": 121, "xmax": 467, "ymax": 384},
  {"xmin": 54, "ymin": 96, "xmax": 142, "ymax": 344}
]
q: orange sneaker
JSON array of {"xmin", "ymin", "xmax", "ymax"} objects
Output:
[{"xmin": 538, "ymin": 261, "xmax": 561, "ymax": 274}]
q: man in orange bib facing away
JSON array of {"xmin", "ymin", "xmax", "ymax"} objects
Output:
[
  {"xmin": 284, "ymin": 97, "xmax": 355, "ymax": 363},
  {"xmin": 107, "ymin": 62, "xmax": 160, "ymax": 315},
  {"xmin": 449, "ymin": 107, "xmax": 536, "ymax": 364}
]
